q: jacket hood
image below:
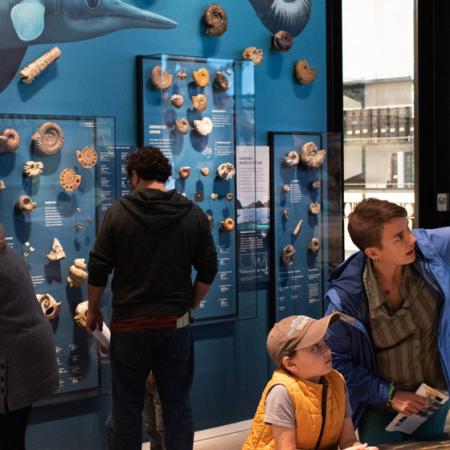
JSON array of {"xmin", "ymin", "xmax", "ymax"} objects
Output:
[{"xmin": 120, "ymin": 188, "xmax": 193, "ymax": 229}]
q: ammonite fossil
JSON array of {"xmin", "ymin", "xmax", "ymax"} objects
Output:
[
  {"xmin": 216, "ymin": 162, "xmax": 235, "ymax": 180},
  {"xmin": 32, "ymin": 122, "xmax": 64, "ymax": 155},
  {"xmin": 175, "ymin": 118, "xmax": 190, "ymax": 134},
  {"xmin": 191, "ymin": 94, "xmax": 207, "ymax": 112},
  {"xmin": 242, "ymin": 47, "xmax": 263, "ymax": 65},
  {"xmin": 281, "ymin": 244, "xmax": 296, "ymax": 265},
  {"xmin": 23, "ymin": 161, "xmax": 44, "ymax": 177},
  {"xmin": 200, "ymin": 167, "xmax": 210, "ymax": 176},
  {"xmin": 294, "ymin": 59, "xmax": 317, "ymax": 84},
  {"xmin": 204, "ymin": 3, "xmax": 228, "ymax": 36},
  {"xmin": 214, "ymin": 71, "xmax": 229, "ymax": 92},
  {"xmin": 47, "ymin": 237, "xmax": 66, "ymax": 261},
  {"xmin": 59, "ymin": 168, "xmax": 81, "ymax": 192},
  {"xmin": 226, "ymin": 192, "xmax": 234, "ymax": 201},
  {"xmin": 292, "ymin": 219, "xmax": 304, "ymax": 237},
  {"xmin": 193, "ymin": 67, "xmax": 209, "ymax": 87},
  {"xmin": 76, "ymin": 146, "xmax": 97, "ymax": 169},
  {"xmin": 221, "ymin": 217, "xmax": 235, "ymax": 232},
  {"xmin": 0, "ymin": 128, "xmax": 20, "ymax": 152},
  {"xmin": 151, "ymin": 65, "xmax": 173, "ymax": 90},
  {"xmin": 309, "ymin": 202, "xmax": 321, "ymax": 215},
  {"xmin": 74, "ymin": 300, "xmax": 89, "ymax": 328},
  {"xmin": 308, "ymin": 237, "xmax": 320, "ymax": 254},
  {"xmin": 16, "ymin": 194, "xmax": 37, "ymax": 213},
  {"xmin": 67, "ymin": 258, "xmax": 88, "ymax": 288},
  {"xmin": 299, "ymin": 142, "xmax": 326, "ymax": 168},
  {"xmin": 194, "ymin": 117, "xmax": 213, "ymax": 136},
  {"xmin": 272, "ymin": 30, "xmax": 293, "ymax": 51},
  {"xmin": 283, "ymin": 150, "xmax": 300, "ymax": 166},
  {"xmin": 178, "ymin": 166, "xmax": 191, "ymax": 179},
  {"xmin": 170, "ymin": 94, "xmax": 184, "ymax": 108},
  {"xmin": 36, "ymin": 294, "xmax": 62, "ymax": 320}
]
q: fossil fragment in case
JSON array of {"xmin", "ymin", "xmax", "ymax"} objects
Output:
[
  {"xmin": 151, "ymin": 66, "xmax": 173, "ymax": 89},
  {"xmin": 32, "ymin": 122, "xmax": 64, "ymax": 155},
  {"xmin": 282, "ymin": 208, "xmax": 289, "ymax": 220},
  {"xmin": 47, "ymin": 238, "xmax": 66, "ymax": 261},
  {"xmin": 23, "ymin": 161, "xmax": 44, "ymax": 177},
  {"xmin": 16, "ymin": 194, "xmax": 37, "ymax": 213},
  {"xmin": 76, "ymin": 146, "xmax": 97, "ymax": 169},
  {"xmin": 178, "ymin": 166, "xmax": 191, "ymax": 179},
  {"xmin": 170, "ymin": 94, "xmax": 184, "ymax": 108},
  {"xmin": 281, "ymin": 244, "xmax": 296, "ymax": 265},
  {"xmin": 299, "ymin": 142, "xmax": 326, "ymax": 169},
  {"xmin": 272, "ymin": 30, "xmax": 292, "ymax": 51},
  {"xmin": 175, "ymin": 118, "xmax": 190, "ymax": 134},
  {"xmin": 214, "ymin": 72, "xmax": 229, "ymax": 92},
  {"xmin": 203, "ymin": 3, "xmax": 227, "ymax": 36},
  {"xmin": 308, "ymin": 237, "xmax": 320, "ymax": 254},
  {"xmin": 292, "ymin": 219, "xmax": 303, "ymax": 236},
  {"xmin": 294, "ymin": 59, "xmax": 317, "ymax": 85},
  {"xmin": 221, "ymin": 217, "xmax": 235, "ymax": 232},
  {"xmin": 191, "ymin": 94, "xmax": 208, "ymax": 112},
  {"xmin": 283, "ymin": 150, "xmax": 300, "ymax": 166},
  {"xmin": 67, "ymin": 258, "xmax": 88, "ymax": 288},
  {"xmin": 0, "ymin": 128, "xmax": 20, "ymax": 152},
  {"xmin": 193, "ymin": 68, "xmax": 209, "ymax": 87},
  {"xmin": 60, "ymin": 168, "xmax": 81, "ymax": 192},
  {"xmin": 242, "ymin": 47, "xmax": 263, "ymax": 65},
  {"xmin": 36, "ymin": 294, "xmax": 62, "ymax": 321},
  {"xmin": 194, "ymin": 117, "xmax": 213, "ymax": 136},
  {"xmin": 74, "ymin": 301, "xmax": 89, "ymax": 328},
  {"xmin": 216, "ymin": 162, "xmax": 235, "ymax": 180},
  {"xmin": 200, "ymin": 167, "xmax": 210, "ymax": 176},
  {"xmin": 20, "ymin": 47, "xmax": 61, "ymax": 84},
  {"xmin": 282, "ymin": 184, "xmax": 291, "ymax": 193},
  {"xmin": 309, "ymin": 202, "xmax": 321, "ymax": 215}
]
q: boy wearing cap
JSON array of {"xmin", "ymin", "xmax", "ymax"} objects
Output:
[{"xmin": 242, "ymin": 314, "xmax": 378, "ymax": 450}]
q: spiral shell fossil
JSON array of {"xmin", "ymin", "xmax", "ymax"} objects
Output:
[
  {"xmin": 74, "ymin": 300, "xmax": 89, "ymax": 328},
  {"xmin": 294, "ymin": 59, "xmax": 317, "ymax": 84},
  {"xmin": 170, "ymin": 94, "xmax": 184, "ymax": 108},
  {"xmin": 67, "ymin": 258, "xmax": 88, "ymax": 288},
  {"xmin": 47, "ymin": 237, "xmax": 66, "ymax": 261},
  {"xmin": 191, "ymin": 94, "xmax": 207, "ymax": 112},
  {"xmin": 204, "ymin": 3, "xmax": 228, "ymax": 36},
  {"xmin": 221, "ymin": 217, "xmax": 235, "ymax": 232},
  {"xmin": 23, "ymin": 161, "xmax": 44, "ymax": 177},
  {"xmin": 178, "ymin": 166, "xmax": 191, "ymax": 179},
  {"xmin": 16, "ymin": 195, "xmax": 37, "ymax": 213},
  {"xmin": 309, "ymin": 237, "xmax": 320, "ymax": 254},
  {"xmin": 273, "ymin": 30, "xmax": 293, "ymax": 51},
  {"xmin": 193, "ymin": 67, "xmax": 210, "ymax": 87},
  {"xmin": 194, "ymin": 117, "xmax": 213, "ymax": 136},
  {"xmin": 217, "ymin": 162, "xmax": 235, "ymax": 180},
  {"xmin": 299, "ymin": 142, "xmax": 326, "ymax": 168},
  {"xmin": 36, "ymin": 294, "xmax": 62, "ymax": 320},
  {"xmin": 0, "ymin": 128, "xmax": 20, "ymax": 152},
  {"xmin": 32, "ymin": 122, "xmax": 64, "ymax": 155},
  {"xmin": 214, "ymin": 71, "xmax": 229, "ymax": 92},
  {"xmin": 242, "ymin": 47, "xmax": 263, "ymax": 65},
  {"xmin": 175, "ymin": 118, "xmax": 190, "ymax": 134},
  {"xmin": 60, "ymin": 168, "xmax": 81, "ymax": 192},
  {"xmin": 76, "ymin": 146, "xmax": 97, "ymax": 169},
  {"xmin": 281, "ymin": 244, "xmax": 296, "ymax": 265},
  {"xmin": 151, "ymin": 66, "xmax": 173, "ymax": 90},
  {"xmin": 283, "ymin": 150, "xmax": 300, "ymax": 166}
]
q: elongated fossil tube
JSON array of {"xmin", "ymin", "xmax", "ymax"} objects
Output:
[{"xmin": 20, "ymin": 47, "xmax": 62, "ymax": 84}]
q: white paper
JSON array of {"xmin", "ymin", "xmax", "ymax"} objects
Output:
[{"xmin": 92, "ymin": 324, "xmax": 111, "ymax": 357}]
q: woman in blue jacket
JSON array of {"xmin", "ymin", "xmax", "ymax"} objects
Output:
[{"xmin": 325, "ymin": 198, "xmax": 450, "ymax": 445}]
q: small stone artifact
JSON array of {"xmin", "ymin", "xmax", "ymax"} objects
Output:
[
  {"xmin": 47, "ymin": 238, "xmax": 66, "ymax": 261},
  {"xmin": 67, "ymin": 258, "xmax": 88, "ymax": 287},
  {"xmin": 23, "ymin": 161, "xmax": 44, "ymax": 177},
  {"xmin": 175, "ymin": 118, "xmax": 190, "ymax": 134},
  {"xmin": 178, "ymin": 166, "xmax": 191, "ymax": 179},
  {"xmin": 281, "ymin": 244, "xmax": 296, "ymax": 265},
  {"xmin": 32, "ymin": 122, "xmax": 64, "ymax": 155},
  {"xmin": 170, "ymin": 94, "xmax": 184, "ymax": 108},
  {"xmin": 16, "ymin": 195, "xmax": 37, "ymax": 213},
  {"xmin": 74, "ymin": 301, "xmax": 89, "ymax": 328},
  {"xmin": 200, "ymin": 167, "xmax": 210, "ymax": 176},
  {"xmin": 272, "ymin": 30, "xmax": 292, "ymax": 51},
  {"xmin": 0, "ymin": 180, "xmax": 5, "ymax": 190},
  {"xmin": 309, "ymin": 202, "xmax": 321, "ymax": 215},
  {"xmin": 191, "ymin": 94, "xmax": 207, "ymax": 112},
  {"xmin": 20, "ymin": 47, "xmax": 61, "ymax": 84},
  {"xmin": 299, "ymin": 142, "xmax": 326, "ymax": 168},
  {"xmin": 309, "ymin": 237, "xmax": 320, "ymax": 254},
  {"xmin": 0, "ymin": 128, "xmax": 20, "ymax": 152},
  {"xmin": 294, "ymin": 59, "xmax": 317, "ymax": 84},
  {"xmin": 214, "ymin": 72, "xmax": 229, "ymax": 92},
  {"xmin": 151, "ymin": 66, "xmax": 173, "ymax": 89},
  {"xmin": 59, "ymin": 168, "xmax": 81, "ymax": 192},
  {"xmin": 36, "ymin": 294, "xmax": 62, "ymax": 320},
  {"xmin": 194, "ymin": 117, "xmax": 213, "ymax": 135},
  {"xmin": 76, "ymin": 146, "xmax": 97, "ymax": 169},
  {"xmin": 292, "ymin": 219, "xmax": 303, "ymax": 237},
  {"xmin": 242, "ymin": 47, "xmax": 263, "ymax": 65},
  {"xmin": 203, "ymin": 3, "xmax": 227, "ymax": 36},
  {"xmin": 283, "ymin": 150, "xmax": 300, "ymax": 166},
  {"xmin": 221, "ymin": 217, "xmax": 235, "ymax": 232},
  {"xmin": 217, "ymin": 162, "xmax": 235, "ymax": 180},
  {"xmin": 193, "ymin": 67, "xmax": 210, "ymax": 87}
]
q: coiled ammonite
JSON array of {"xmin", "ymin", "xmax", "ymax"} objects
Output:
[
  {"xmin": 175, "ymin": 118, "xmax": 190, "ymax": 134},
  {"xmin": 203, "ymin": 3, "xmax": 228, "ymax": 36},
  {"xmin": 299, "ymin": 142, "xmax": 326, "ymax": 168},
  {"xmin": 0, "ymin": 128, "xmax": 20, "ymax": 152},
  {"xmin": 32, "ymin": 122, "xmax": 64, "ymax": 155},
  {"xmin": 59, "ymin": 168, "xmax": 81, "ymax": 192},
  {"xmin": 151, "ymin": 66, "xmax": 173, "ymax": 90},
  {"xmin": 193, "ymin": 67, "xmax": 210, "ymax": 87},
  {"xmin": 214, "ymin": 71, "xmax": 229, "ymax": 92},
  {"xmin": 272, "ymin": 30, "xmax": 293, "ymax": 51},
  {"xmin": 294, "ymin": 59, "xmax": 317, "ymax": 84},
  {"xmin": 221, "ymin": 217, "xmax": 235, "ymax": 232},
  {"xmin": 76, "ymin": 146, "xmax": 97, "ymax": 169},
  {"xmin": 191, "ymin": 94, "xmax": 207, "ymax": 112}
]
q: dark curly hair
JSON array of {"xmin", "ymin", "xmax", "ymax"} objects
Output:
[{"xmin": 125, "ymin": 146, "xmax": 172, "ymax": 183}]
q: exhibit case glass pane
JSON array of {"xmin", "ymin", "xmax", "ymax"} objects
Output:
[
  {"xmin": 136, "ymin": 54, "xmax": 257, "ymax": 322},
  {"xmin": 0, "ymin": 114, "xmax": 115, "ymax": 397}
]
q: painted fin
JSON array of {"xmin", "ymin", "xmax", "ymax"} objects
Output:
[
  {"xmin": 0, "ymin": 47, "xmax": 27, "ymax": 92},
  {"xmin": 11, "ymin": 0, "xmax": 46, "ymax": 42}
]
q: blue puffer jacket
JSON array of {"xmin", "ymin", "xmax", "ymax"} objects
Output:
[{"xmin": 325, "ymin": 228, "xmax": 450, "ymax": 426}]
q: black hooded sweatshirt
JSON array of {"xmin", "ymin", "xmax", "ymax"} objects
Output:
[{"xmin": 88, "ymin": 188, "xmax": 218, "ymax": 319}]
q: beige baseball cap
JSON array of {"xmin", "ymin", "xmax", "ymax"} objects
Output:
[{"xmin": 267, "ymin": 313, "xmax": 342, "ymax": 367}]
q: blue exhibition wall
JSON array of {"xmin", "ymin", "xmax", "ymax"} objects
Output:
[{"xmin": 0, "ymin": 1, "xmax": 328, "ymax": 448}]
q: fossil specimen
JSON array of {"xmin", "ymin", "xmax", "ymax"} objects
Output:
[
  {"xmin": 47, "ymin": 238, "xmax": 66, "ymax": 261},
  {"xmin": 200, "ymin": 167, "xmax": 210, "ymax": 176},
  {"xmin": 292, "ymin": 219, "xmax": 304, "ymax": 236},
  {"xmin": 16, "ymin": 195, "xmax": 37, "ymax": 213},
  {"xmin": 76, "ymin": 146, "xmax": 97, "ymax": 169},
  {"xmin": 193, "ymin": 67, "xmax": 210, "ymax": 87},
  {"xmin": 217, "ymin": 162, "xmax": 235, "ymax": 180},
  {"xmin": 0, "ymin": 180, "xmax": 5, "ymax": 190},
  {"xmin": 281, "ymin": 244, "xmax": 296, "ymax": 265},
  {"xmin": 210, "ymin": 192, "xmax": 218, "ymax": 200},
  {"xmin": 294, "ymin": 59, "xmax": 317, "ymax": 84},
  {"xmin": 67, "ymin": 258, "xmax": 88, "ymax": 288},
  {"xmin": 226, "ymin": 192, "xmax": 234, "ymax": 201},
  {"xmin": 299, "ymin": 142, "xmax": 326, "ymax": 168},
  {"xmin": 177, "ymin": 70, "xmax": 187, "ymax": 80},
  {"xmin": 170, "ymin": 94, "xmax": 184, "ymax": 108},
  {"xmin": 242, "ymin": 47, "xmax": 263, "ymax": 65},
  {"xmin": 207, "ymin": 215, "xmax": 214, "ymax": 229},
  {"xmin": 283, "ymin": 150, "xmax": 300, "ymax": 166},
  {"xmin": 194, "ymin": 117, "xmax": 213, "ymax": 136},
  {"xmin": 23, "ymin": 241, "xmax": 35, "ymax": 257},
  {"xmin": 20, "ymin": 47, "xmax": 61, "ymax": 84},
  {"xmin": 0, "ymin": 128, "xmax": 20, "ymax": 152},
  {"xmin": 221, "ymin": 217, "xmax": 235, "ymax": 232},
  {"xmin": 32, "ymin": 122, "xmax": 64, "ymax": 155},
  {"xmin": 204, "ymin": 3, "xmax": 227, "ymax": 36},
  {"xmin": 309, "ymin": 202, "xmax": 321, "ymax": 215},
  {"xmin": 175, "ymin": 118, "xmax": 190, "ymax": 134},
  {"xmin": 214, "ymin": 71, "xmax": 229, "ymax": 92},
  {"xmin": 272, "ymin": 30, "xmax": 292, "ymax": 51},
  {"xmin": 74, "ymin": 301, "xmax": 89, "ymax": 328},
  {"xmin": 310, "ymin": 180, "xmax": 321, "ymax": 190},
  {"xmin": 309, "ymin": 237, "xmax": 320, "ymax": 254},
  {"xmin": 178, "ymin": 166, "xmax": 191, "ymax": 179},
  {"xmin": 195, "ymin": 192, "xmax": 204, "ymax": 202},
  {"xmin": 23, "ymin": 161, "xmax": 44, "ymax": 177},
  {"xmin": 191, "ymin": 94, "xmax": 207, "ymax": 112},
  {"xmin": 60, "ymin": 168, "xmax": 81, "ymax": 192},
  {"xmin": 282, "ymin": 184, "xmax": 291, "ymax": 193},
  {"xmin": 36, "ymin": 294, "xmax": 62, "ymax": 320},
  {"xmin": 151, "ymin": 66, "xmax": 173, "ymax": 89},
  {"xmin": 282, "ymin": 208, "xmax": 289, "ymax": 220}
]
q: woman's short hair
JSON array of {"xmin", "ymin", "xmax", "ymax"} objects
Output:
[
  {"xmin": 348, "ymin": 198, "xmax": 407, "ymax": 251},
  {"xmin": 125, "ymin": 146, "xmax": 172, "ymax": 183}
]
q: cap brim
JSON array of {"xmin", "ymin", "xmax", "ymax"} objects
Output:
[{"xmin": 296, "ymin": 312, "xmax": 341, "ymax": 349}]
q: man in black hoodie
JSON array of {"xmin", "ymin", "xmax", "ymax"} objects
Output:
[{"xmin": 86, "ymin": 146, "xmax": 218, "ymax": 450}]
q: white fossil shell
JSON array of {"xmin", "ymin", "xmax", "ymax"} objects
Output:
[
  {"xmin": 47, "ymin": 238, "xmax": 66, "ymax": 261},
  {"xmin": 178, "ymin": 166, "xmax": 191, "ymax": 179},
  {"xmin": 32, "ymin": 122, "xmax": 64, "ymax": 155},
  {"xmin": 20, "ymin": 47, "xmax": 61, "ymax": 84},
  {"xmin": 0, "ymin": 180, "xmax": 5, "ymax": 190},
  {"xmin": 67, "ymin": 258, "xmax": 88, "ymax": 288},
  {"xmin": 76, "ymin": 146, "xmax": 97, "ymax": 169},
  {"xmin": 194, "ymin": 117, "xmax": 213, "ymax": 136},
  {"xmin": 216, "ymin": 162, "xmax": 235, "ymax": 180},
  {"xmin": 200, "ymin": 167, "xmax": 210, "ymax": 176},
  {"xmin": 210, "ymin": 192, "xmax": 218, "ymax": 200},
  {"xmin": 221, "ymin": 217, "xmax": 235, "ymax": 232},
  {"xmin": 309, "ymin": 202, "xmax": 321, "ymax": 215},
  {"xmin": 74, "ymin": 300, "xmax": 89, "ymax": 328},
  {"xmin": 36, "ymin": 294, "xmax": 62, "ymax": 320},
  {"xmin": 16, "ymin": 194, "xmax": 37, "ymax": 213},
  {"xmin": 23, "ymin": 161, "xmax": 44, "ymax": 177},
  {"xmin": 170, "ymin": 94, "xmax": 184, "ymax": 108},
  {"xmin": 60, "ymin": 168, "xmax": 81, "ymax": 192},
  {"xmin": 0, "ymin": 128, "xmax": 20, "ymax": 152},
  {"xmin": 292, "ymin": 219, "xmax": 304, "ymax": 237},
  {"xmin": 283, "ymin": 150, "xmax": 300, "ymax": 166},
  {"xmin": 299, "ymin": 142, "xmax": 326, "ymax": 168},
  {"xmin": 281, "ymin": 244, "xmax": 296, "ymax": 265}
]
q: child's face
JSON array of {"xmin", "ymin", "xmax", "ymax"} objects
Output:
[{"xmin": 282, "ymin": 338, "xmax": 332, "ymax": 382}]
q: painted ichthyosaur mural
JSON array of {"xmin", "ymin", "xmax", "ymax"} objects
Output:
[{"xmin": 0, "ymin": 0, "xmax": 177, "ymax": 92}]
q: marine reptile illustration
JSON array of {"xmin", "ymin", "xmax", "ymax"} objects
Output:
[{"xmin": 0, "ymin": 0, "xmax": 178, "ymax": 92}]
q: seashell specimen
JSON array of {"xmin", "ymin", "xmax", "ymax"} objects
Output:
[
  {"xmin": 0, "ymin": 128, "xmax": 20, "ymax": 152},
  {"xmin": 200, "ymin": 167, "xmax": 210, "ymax": 176},
  {"xmin": 294, "ymin": 59, "xmax": 317, "ymax": 84},
  {"xmin": 170, "ymin": 94, "xmax": 184, "ymax": 108},
  {"xmin": 178, "ymin": 166, "xmax": 191, "ymax": 179},
  {"xmin": 310, "ymin": 180, "xmax": 321, "ymax": 190},
  {"xmin": 299, "ymin": 142, "xmax": 326, "ymax": 168},
  {"xmin": 242, "ymin": 47, "xmax": 263, "ymax": 65},
  {"xmin": 178, "ymin": 70, "xmax": 187, "ymax": 80},
  {"xmin": 272, "ymin": 30, "xmax": 293, "ymax": 51},
  {"xmin": 204, "ymin": 3, "xmax": 228, "ymax": 36},
  {"xmin": 282, "ymin": 208, "xmax": 289, "ymax": 220},
  {"xmin": 309, "ymin": 237, "xmax": 320, "ymax": 254},
  {"xmin": 16, "ymin": 195, "xmax": 37, "ymax": 213},
  {"xmin": 191, "ymin": 94, "xmax": 207, "ymax": 112},
  {"xmin": 292, "ymin": 219, "xmax": 304, "ymax": 237},
  {"xmin": 217, "ymin": 162, "xmax": 235, "ymax": 180},
  {"xmin": 76, "ymin": 146, "xmax": 97, "ymax": 169},
  {"xmin": 194, "ymin": 117, "xmax": 213, "ymax": 136},
  {"xmin": 214, "ymin": 71, "xmax": 229, "ymax": 92},
  {"xmin": 20, "ymin": 47, "xmax": 61, "ymax": 84},
  {"xmin": 67, "ymin": 258, "xmax": 88, "ymax": 288},
  {"xmin": 36, "ymin": 294, "xmax": 62, "ymax": 320},
  {"xmin": 151, "ymin": 66, "xmax": 173, "ymax": 90},
  {"xmin": 281, "ymin": 244, "xmax": 296, "ymax": 265},
  {"xmin": 210, "ymin": 192, "xmax": 218, "ymax": 200},
  {"xmin": 23, "ymin": 161, "xmax": 44, "ymax": 177},
  {"xmin": 283, "ymin": 150, "xmax": 300, "ymax": 166},
  {"xmin": 226, "ymin": 192, "xmax": 234, "ymax": 201},
  {"xmin": 60, "ymin": 168, "xmax": 81, "ymax": 192},
  {"xmin": 74, "ymin": 301, "xmax": 89, "ymax": 328},
  {"xmin": 193, "ymin": 67, "xmax": 210, "ymax": 87},
  {"xmin": 175, "ymin": 118, "xmax": 190, "ymax": 134},
  {"xmin": 282, "ymin": 184, "xmax": 291, "ymax": 193},
  {"xmin": 0, "ymin": 180, "xmax": 5, "ymax": 190},
  {"xmin": 32, "ymin": 122, "xmax": 64, "ymax": 155},
  {"xmin": 309, "ymin": 202, "xmax": 321, "ymax": 215},
  {"xmin": 47, "ymin": 238, "xmax": 66, "ymax": 261},
  {"xmin": 221, "ymin": 217, "xmax": 235, "ymax": 232}
]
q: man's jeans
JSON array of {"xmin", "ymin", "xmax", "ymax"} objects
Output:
[{"xmin": 106, "ymin": 326, "xmax": 194, "ymax": 450}]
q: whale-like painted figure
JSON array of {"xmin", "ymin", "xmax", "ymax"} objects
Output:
[
  {"xmin": 248, "ymin": 0, "xmax": 312, "ymax": 37},
  {"xmin": 0, "ymin": 0, "xmax": 177, "ymax": 92}
]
